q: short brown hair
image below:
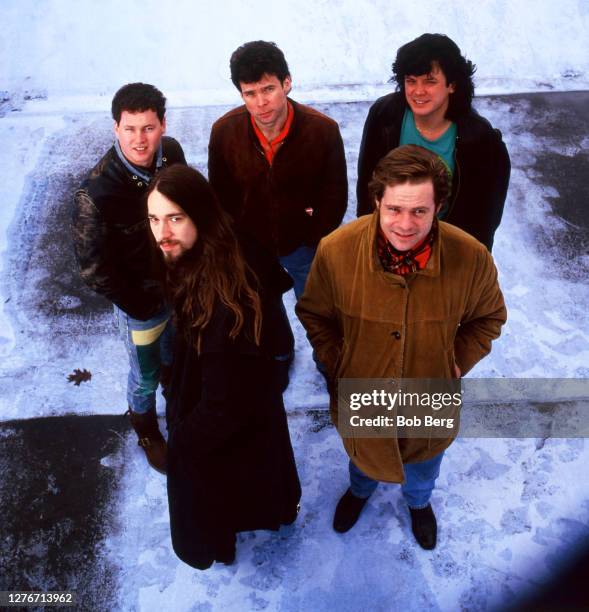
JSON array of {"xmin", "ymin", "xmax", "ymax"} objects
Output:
[{"xmin": 369, "ymin": 144, "xmax": 450, "ymax": 209}]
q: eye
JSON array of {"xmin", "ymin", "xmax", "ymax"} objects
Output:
[
  {"xmin": 148, "ymin": 217, "xmax": 158, "ymax": 224},
  {"xmin": 413, "ymin": 209, "xmax": 427, "ymax": 216},
  {"xmin": 145, "ymin": 126, "xmax": 154, "ymax": 132},
  {"xmin": 170, "ymin": 216, "xmax": 183, "ymax": 223}
]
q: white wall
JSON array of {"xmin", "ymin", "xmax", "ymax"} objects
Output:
[{"xmin": 2, "ymin": 0, "xmax": 589, "ymax": 106}]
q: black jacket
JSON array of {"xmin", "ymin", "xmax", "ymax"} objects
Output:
[
  {"xmin": 72, "ymin": 137, "xmax": 186, "ymax": 320},
  {"xmin": 356, "ymin": 92, "xmax": 510, "ymax": 251},
  {"xmin": 208, "ymin": 99, "xmax": 348, "ymax": 256},
  {"xmin": 165, "ymin": 240, "xmax": 300, "ymax": 570}
]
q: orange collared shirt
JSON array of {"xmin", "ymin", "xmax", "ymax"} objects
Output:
[{"xmin": 250, "ymin": 102, "xmax": 294, "ymax": 165}]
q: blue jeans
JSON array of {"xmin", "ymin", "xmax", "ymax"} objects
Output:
[
  {"xmin": 349, "ymin": 451, "xmax": 445, "ymax": 509},
  {"xmin": 279, "ymin": 245, "xmax": 316, "ymax": 300},
  {"xmin": 279, "ymin": 245, "xmax": 326, "ymax": 371},
  {"xmin": 114, "ymin": 306, "xmax": 174, "ymax": 414}
]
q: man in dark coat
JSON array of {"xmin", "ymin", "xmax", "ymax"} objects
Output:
[
  {"xmin": 72, "ymin": 83, "xmax": 187, "ymax": 473},
  {"xmin": 147, "ymin": 164, "xmax": 301, "ymax": 569},
  {"xmin": 356, "ymin": 33, "xmax": 510, "ymax": 251},
  {"xmin": 208, "ymin": 40, "xmax": 348, "ymax": 300}
]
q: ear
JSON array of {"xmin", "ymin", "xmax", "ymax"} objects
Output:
[
  {"xmin": 113, "ymin": 121, "xmax": 120, "ymax": 137},
  {"xmin": 448, "ymin": 82, "xmax": 456, "ymax": 94},
  {"xmin": 161, "ymin": 116, "xmax": 167, "ymax": 134},
  {"xmin": 374, "ymin": 198, "xmax": 381, "ymax": 211},
  {"xmin": 283, "ymin": 76, "xmax": 292, "ymax": 95}
]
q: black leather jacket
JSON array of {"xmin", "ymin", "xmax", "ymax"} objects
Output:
[
  {"xmin": 357, "ymin": 92, "xmax": 510, "ymax": 251},
  {"xmin": 72, "ymin": 136, "xmax": 186, "ymax": 320}
]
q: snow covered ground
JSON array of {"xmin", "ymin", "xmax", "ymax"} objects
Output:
[
  {"xmin": 1, "ymin": 1, "xmax": 589, "ymax": 609},
  {"xmin": 1, "ymin": 92, "xmax": 588, "ymax": 611},
  {"xmin": 3, "ymin": 0, "xmax": 589, "ymax": 113}
]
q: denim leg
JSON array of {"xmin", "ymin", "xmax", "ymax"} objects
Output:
[
  {"xmin": 279, "ymin": 246, "xmax": 327, "ymax": 371},
  {"xmin": 349, "ymin": 459, "xmax": 379, "ymax": 499},
  {"xmin": 278, "ymin": 245, "xmax": 316, "ymax": 301},
  {"xmin": 159, "ymin": 316, "xmax": 175, "ymax": 368},
  {"xmin": 401, "ymin": 451, "xmax": 445, "ymax": 509},
  {"xmin": 115, "ymin": 305, "xmax": 171, "ymax": 414}
]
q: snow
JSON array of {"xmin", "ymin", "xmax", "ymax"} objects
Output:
[
  {"xmin": 1, "ymin": 1, "xmax": 589, "ymax": 610},
  {"xmin": 3, "ymin": 0, "xmax": 589, "ymax": 115}
]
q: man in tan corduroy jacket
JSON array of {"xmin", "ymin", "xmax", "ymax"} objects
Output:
[{"xmin": 296, "ymin": 145, "xmax": 507, "ymax": 549}]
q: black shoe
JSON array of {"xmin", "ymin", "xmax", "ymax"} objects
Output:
[
  {"xmin": 409, "ymin": 504, "xmax": 437, "ymax": 550},
  {"xmin": 333, "ymin": 488, "xmax": 369, "ymax": 533}
]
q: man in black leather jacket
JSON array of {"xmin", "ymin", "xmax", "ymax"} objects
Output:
[
  {"xmin": 72, "ymin": 83, "xmax": 186, "ymax": 473},
  {"xmin": 357, "ymin": 33, "xmax": 510, "ymax": 251}
]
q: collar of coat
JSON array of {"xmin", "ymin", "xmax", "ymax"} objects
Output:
[{"xmin": 368, "ymin": 210, "xmax": 441, "ymax": 279}]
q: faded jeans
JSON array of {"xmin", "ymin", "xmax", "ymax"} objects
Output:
[
  {"xmin": 114, "ymin": 305, "xmax": 174, "ymax": 414},
  {"xmin": 349, "ymin": 451, "xmax": 445, "ymax": 509}
]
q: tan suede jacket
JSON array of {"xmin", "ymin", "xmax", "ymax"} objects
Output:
[{"xmin": 296, "ymin": 213, "xmax": 507, "ymax": 482}]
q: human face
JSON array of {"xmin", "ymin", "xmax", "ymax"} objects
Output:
[
  {"xmin": 114, "ymin": 110, "xmax": 166, "ymax": 168},
  {"xmin": 147, "ymin": 189, "xmax": 197, "ymax": 263},
  {"xmin": 377, "ymin": 180, "xmax": 439, "ymax": 251},
  {"xmin": 404, "ymin": 63, "xmax": 455, "ymax": 123},
  {"xmin": 240, "ymin": 73, "xmax": 291, "ymax": 134}
]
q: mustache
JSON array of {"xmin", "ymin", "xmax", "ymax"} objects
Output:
[{"xmin": 158, "ymin": 239, "xmax": 179, "ymax": 247}]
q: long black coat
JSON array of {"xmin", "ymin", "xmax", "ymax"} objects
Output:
[
  {"xmin": 356, "ymin": 92, "xmax": 510, "ymax": 251},
  {"xmin": 165, "ymin": 242, "xmax": 301, "ymax": 570}
]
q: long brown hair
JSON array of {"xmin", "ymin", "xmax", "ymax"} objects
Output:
[{"xmin": 147, "ymin": 164, "xmax": 262, "ymax": 351}]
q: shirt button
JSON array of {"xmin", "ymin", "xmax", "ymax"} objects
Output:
[
  {"xmin": 137, "ymin": 181, "xmax": 143, "ymax": 187},
  {"xmin": 391, "ymin": 331, "xmax": 401, "ymax": 340},
  {"xmin": 132, "ymin": 175, "xmax": 137, "ymax": 180},
  {"xmin": 162, "ymin": 157, "xmax": 167, "ymax": 162}
]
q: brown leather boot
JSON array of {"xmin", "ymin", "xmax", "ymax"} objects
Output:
[{"xmin": 125, "ymin": 408, "xmax": 167, "ymax": 474}]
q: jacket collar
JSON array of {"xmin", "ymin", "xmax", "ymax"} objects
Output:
[
  {"xmin": 113, "ymin": 139, "xmax": 163, "ymax": 184},
  {"xmin": 246, "ymin": 97, "xmax": 301, "ymax": 147}
]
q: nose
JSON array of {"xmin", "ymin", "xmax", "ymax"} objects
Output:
[
  {"xmin": 160, "ymin": 220, "xmax": 173, "ymax": 240},
  {"xmin": 397, "ymin": 212, "xmax": 414, "ymax": 231},
  {"xmin": 256, "ymin": 93, "xmax": 268, "ymax": 107},
  {"xmin": 152, "ymin": 220, "xmax": 171, "ymax": 243}
]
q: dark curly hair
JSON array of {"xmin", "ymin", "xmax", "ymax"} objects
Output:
[
  {"xmin": 392, "ymin": 33, "xmax": 476, "ymax": 121},
  {"xmin": 111, "ymin": 82, "xmax": 166, "ymax": 124},
  {"xmin": 369, "ymin": 145, "xmax": 450, "ymax": 209},
  {"xmin": 230, "ymin": 41, "xmax": 290, "ymax": 90}
]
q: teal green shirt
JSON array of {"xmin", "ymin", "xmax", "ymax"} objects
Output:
[{"xmin": 400, "ymin": 109, "xmax": 457, "ymax": 218}]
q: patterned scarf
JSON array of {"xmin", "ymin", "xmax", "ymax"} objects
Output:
[{"xmin": 377, "ymin": 226, "xmax": 435, "ymax": 275}]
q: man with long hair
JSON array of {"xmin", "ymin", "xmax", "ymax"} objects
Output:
[
  {"xmin": 146, "ymin": 164, "xmax": 301, "ymax": 569},
  {"xmin": 297, "ymin": 145, "xmax": 506, "ymax": 549},
  {"xmin": 72, "ymin": 83, "xmax": 186, "ymax": 474},
  {"xmin": 356, "ymin": 33, "xmax": 510, "ymax": 251}
]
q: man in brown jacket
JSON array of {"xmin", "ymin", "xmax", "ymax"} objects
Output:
[
  {"xmin": 208, "ymin": 40, "xmax": 348, "ymax": 301},
  {"xmin": 296, "ymin": 145, "xmax": 506, "ymax": 549}
]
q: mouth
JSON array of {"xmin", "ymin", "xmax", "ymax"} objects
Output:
[
  {"xmin": 159, "ymin": 240, "xmax": 179, "ymax": 251},
  {"xmin": 411, "ymin": 99, "xmax": 429, "ymax": 106},
  {"xmin": 393, "ymin": 231, "xmax": 416, "ymax": 240},
  {"xmin": 258, "ymin": 110, "xmax": 273, "ymax": 119},
  {"xmin": 134, "ymin": 146, "xmax": 148, "ymax": 152}
]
